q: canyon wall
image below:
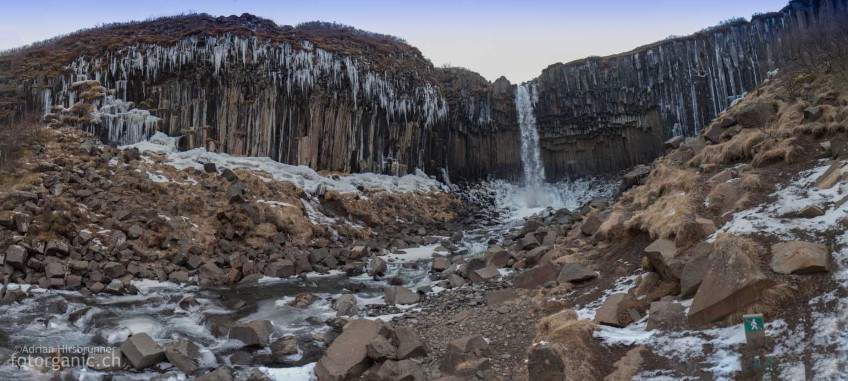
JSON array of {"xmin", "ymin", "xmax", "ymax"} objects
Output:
[
  {"xmin": 2, "ymin": 0, "xmax": 846, "ymax": 182},
  {"xmin": 1, "ymin": 15, "xmax": 520, "ymax": 182},
  {"xmin": 533, "ymin": 0, "xmax": 848, "ymax": 180}
]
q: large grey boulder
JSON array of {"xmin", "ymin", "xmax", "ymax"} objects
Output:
[
  {"xmin": 384, "ymin": 286, "xmax": 419, "ymax": 305},
  {"xmin": 770, "ymin": 241, "xmax": 829, "ymax": 274},
  {"xmin": 688, "ymin": 234, "xmax": 775, "ymax": 324},
  {"xmin": 164, "ymin": 339, "xmax": 203, "ymax": 374},
  {"xmin": 556, "ymin": 263, "xmax": 598, "ymax": 284},
  {"xmin": 229, "ymin": 320, "xmax": 274, "ymax": 348},
  {"xmin": 315, "ymin": 319, "xmax": 391, "ymax": 381},
  {"xmin": 121, "ymin": 333, "xmax": 165, "ymax": 370}
]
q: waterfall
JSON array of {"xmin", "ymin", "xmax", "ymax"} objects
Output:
[{"xmin": 515, "ymin": 83, "xmax": 546, "ymax": 206}]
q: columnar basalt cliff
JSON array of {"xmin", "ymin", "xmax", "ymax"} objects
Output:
[
  {"xmin": 0, "ymin": 0, "xmax": 845, "ymax": 181},
  {"xmin": 0, "ymin": 15, "xmax": 517, "ymax": 181},
  {"xmin": 533, "ymin": 0, "xmax": 848, "ymax": 179}
]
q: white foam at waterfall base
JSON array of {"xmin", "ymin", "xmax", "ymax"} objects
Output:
[
  {"xmin": 483, "ymin": 178, "xmax": 620, "ymax": 220},
  {"xmin": 122, "ymin": 132, "xmax": 445, "ymax": 194}
]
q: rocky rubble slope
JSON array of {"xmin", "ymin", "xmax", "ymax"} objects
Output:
[{"xmin": 0, "ymin": 126, "xmax": 465, "ymax": 298}]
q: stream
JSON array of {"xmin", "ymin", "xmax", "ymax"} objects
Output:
[{"xmin": 0, "ymin": 180, "xmax": 615, "ymax": 380}]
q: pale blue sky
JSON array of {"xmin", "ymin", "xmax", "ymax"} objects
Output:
[{"xmin": 1, "ymin": 0, "xmax": 789, "ymax": 82}]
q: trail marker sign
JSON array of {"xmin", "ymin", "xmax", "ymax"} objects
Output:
[{"xmin": 743, "ymin": 313, "xmax": 767, "ymax": 349}]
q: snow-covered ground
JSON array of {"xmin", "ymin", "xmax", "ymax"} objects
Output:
[{"xmin": 123, "ymin": 132, "xmax": 445, "ymax": 194}]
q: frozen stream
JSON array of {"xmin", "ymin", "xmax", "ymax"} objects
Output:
[{"xmin": 0, "ymin": 179, "xmax": 616, "ymax": 380}]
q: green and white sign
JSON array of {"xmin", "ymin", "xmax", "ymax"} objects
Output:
[{"xmin": 744, "ymin": 314, "xmax": 764, "ymax": 333}]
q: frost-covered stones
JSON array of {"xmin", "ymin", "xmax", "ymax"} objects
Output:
[{"xmin": 770, "ymin": 241, "xmax": 829, "ymax": 274}]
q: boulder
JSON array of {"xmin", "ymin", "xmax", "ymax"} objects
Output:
[
  {"xmin": 646, "ymin": 301, "xmax": 687, "ymax": 331},
  {"xmin": 688, "ymin": 234, "xmax": 775, "ymax": 324},
  {"xmin": 679, "ymin": 244, "xmax": 712, "ymax": 297},
  {"xmin": 664, "ymin": 136, "xmax": 684, "ymax": 149},
  {"xmin": 368, "ymin": 257, "xmax": 387, "ymax": 277},
  {"xmin": 120, "ymin": 333, "xmax": 165, "ymax": 370},
  {"xmin": 447, "ymin": 273, "xmax": 465, "ymax": 288},
  {"xmin": 622, "ymin": 165, "xmax": 652, "ymax": 190},
  {"xmin": 366, "ymin": 335, "xmax": 397, "ymax": 361},
  {"xmin": 45, "ymin": 240, "xmax": 69, "ymax": 256},
  {"xmin": 164, "ymin": 339, "xmax": 203, "ymax": 374},
  {"xmin": 349, "ymin": 246, "xmax": 368, "ymax": 260},
  {"xmin": 5, "ymin": 245, "xmax": 27, "ymax": 269},
  {"xmin": 432, "ymin": 256, "xmax": 451, "ymax": 272},
  {"xmin": 704, "ymin": 116, "xmax": 736, "ymax": 143},
  {"xmin": 229, "ymin": 320, "xmax": 274, "ymax": 347},
  {"xmin": 203, "ymin": 162, "xmax": 218, "ymax": 173},
  {"xmin": 594, "ymin": 293, "xmax": 626, "ymax": 327},
  {"xmin": 516, "ymin": 234, "xmax": 540, "ymax": 251},
  {"xmin": 220, "ymin": 168, "xmax": 239, "ymax": 182},
  {"xmin": 815, "ymin": 162, "xmax": 843, "ymax": 189},
  {"xmin": 289, "ymin": 293, "xmax": 318, "ymax": 309},
  {"xmin": 393, "ymin": 326, "xmax": 427, "ymax": 360},
  {"xmin": 484, "ymin": 246, "xmax": 510, "ymax": 268},
  {"xmin": 514, "ymin": 263, "xmax": 560, "ymax": 289},
  {"xmin": 796, "ymin": 205, "xmax": 825, "ymax": 219},
  {"xmin": 315, "ymin": 319, "xmax": 391, "ymax": 381},
  {"xmin": 199, "ymin": 262, "xmax": 226, "ymax": 285},
  {"xmin": 361, "ymin": 360, "xmax": 426, "ymax": 381},
  {"xmin": 524, "ymin": 246, "xmax": 550, "ymax": 267},
  {"xmin": 770, "ymin": 241, "xmax": 829, "ymax": 274},
  {"xmin": 804, "ymin": 106, "xmax": 822, "ymax": 120},
  {"xmin": 264, "ymin": 260, "xmax": 295, "ymax": 278},
  {"xmin": 103, "ymin": 262, "xmax": 127, "ymax": 279},
  {"xmin": 270, "ymin": 336, "xmax": 298, "ymax": 356},
  {"xmin": 580, "ymin": 213, "xmax": 602, "ymax": 236},
  {"xmin": 556, "ymin": 263, "xmax": 598, "ymax": 284},
  {"xmin": 644, "ymin": 239, "xmax": 683, "ymax": 279},
  {"xmin": 384, "ymin": 286, "xmax": 419, "ymax": 305},
  {"xmin": 695, "ymin": 218, "xmax": 717, "ymax": 236},
  {"xmin": 468, "ymin": 266, "xmax": 500, "ymax": 284},
  {"xmin": 197, "ymin": 366, "xmax": 235, "ymax": 381},
  {"xmin": 332, "ymin": 294, "xmax": 359, "ymax": 317},
  {"xmin": 439, "ymin": 334, "xmax": 490, "ymax": 376},
  {"xmin": 527, "ymin": 345, "xmax": 566, "ymax": 381},
  {"xmin": 44, "ymin": 262, "xmax": 64, "ymax": 278},
  {"xmin": 227, "ymin": 182, "xmax": 245, "ymax": 204},
  {"xmin": 735, "ymin": 102, "xmax": 776, "ymax": 128}
]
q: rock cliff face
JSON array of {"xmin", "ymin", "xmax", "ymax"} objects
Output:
[
  {"xmin": 1, "ymin": 1, "xmax": 846, "ymax": 181},
  {"xmin": 1, "ymin": 15, "xmax": 516, "ymax": 181},
  {"xmin": 533, "ymin": 0, "xmax": 848, "ymax": 180}
]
